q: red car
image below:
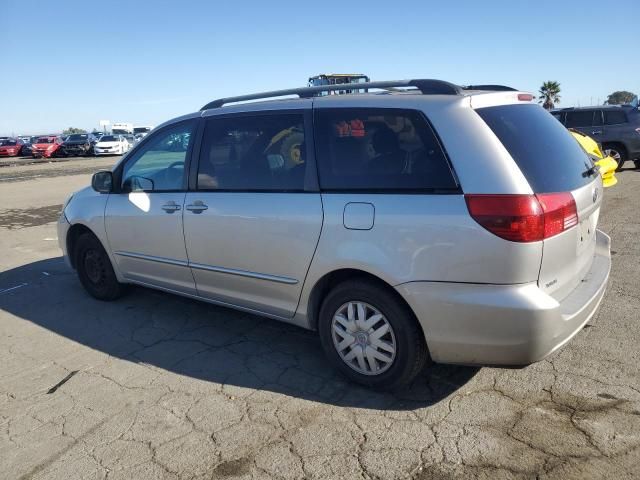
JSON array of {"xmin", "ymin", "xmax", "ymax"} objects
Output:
[
  {"xmin": 0, "ymin": 138, "xmax": 24, "ymax": 157},
  {"xmin": 31, "ymin": 136, "xmax": 63, "ymax": 158}
]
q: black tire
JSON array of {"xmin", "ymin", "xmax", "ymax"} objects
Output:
[
  {"xmin": 603, "ymin": 144, "xmax": 627, "ymax": 172},
  {"xmin": 634, "ymin": 160, "xmax": 640, "ymax": 170},
  {"xmin": 74, "ymin": 233, "xmax": 126, "ymax": 301},
  {"xmin": 318, "ymin": 279, "xmax": 429, "ymax": 390}
]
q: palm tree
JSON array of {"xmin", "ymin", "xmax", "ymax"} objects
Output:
[{"xmin": 538, "ymin": 81, "xmax": 561, "ymax": 110}]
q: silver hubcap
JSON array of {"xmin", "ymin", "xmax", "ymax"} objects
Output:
[
  {"xmin": 604, "ymin": 149, "xmax": 621, "ymax": 163},
  {"xmin": 331, "ymin": 301, "xmax": 396, "ymax": 376}
]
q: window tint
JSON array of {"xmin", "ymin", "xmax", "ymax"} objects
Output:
[
  {"xmin": 604, "ymin": 110, "xmax": 627, "ymax": 125},
  {"xmin": 592, "ymin": 110, "xmax": 603, "ymax": 126},
  {"xmin": 122, "ymin": 120, "xmax": 195, "ymax": 192},
  {"xmin": 551, "ymin": 112, "xmax": 564, "ymax": 123},
  {"xmin": 198, "ymin": 114, "xmax": 306, "ymax": 191},
  {"xmin": 477, "ymin": 104, "xmax": 596, "ymax": 193},
  {"xmin": 314, "ymin": 108, "xmax": 456, "ymax": 191},
  {"xmin": 565, "ymin": 110, "xmax": 595, "ymax": 128}
]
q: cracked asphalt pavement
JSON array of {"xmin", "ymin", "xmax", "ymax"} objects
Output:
[{"xmin": 1, "ymin": 158, "xmax": 639, "ymax": 479}]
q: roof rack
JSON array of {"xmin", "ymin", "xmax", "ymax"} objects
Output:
[{"xmin": 200, "ymin": 79, "xmax": 467, "ymax": 110}]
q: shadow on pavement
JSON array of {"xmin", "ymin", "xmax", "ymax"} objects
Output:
[{"xmin": 0, "ymin": 257, "xmax": 479, "ymax": 410}]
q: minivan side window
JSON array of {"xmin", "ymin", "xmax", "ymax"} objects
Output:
[
  {"xmin": 604, "ymin": 110, "xmax": 627, "ymax": 125},
  {"xmin": 122, "ymin": 120, "xmax": 196, "ymax": 192},
  {"xmin": 197, "ymin": 114, "xmax": 306, "ymax": 191},
  {"xmin": 565, "ymin": 110, "xmax": 595, "ymax": 128},
  {"xmin": 314, "ymin": 108, "xmax": 457, "ymax": 191}
]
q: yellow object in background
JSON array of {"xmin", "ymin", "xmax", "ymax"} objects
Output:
[{"xmin": 570, "ymin": 129, "xmax": 618, "ymax": 188}]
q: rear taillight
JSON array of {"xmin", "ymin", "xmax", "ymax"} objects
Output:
[
  {"xmin": 536, "ymin": 192, "xmax": 578, "ymax": 238},
  {"xmin": 465, "ymin": 193, "xmax": 578, "ymax": 243}
]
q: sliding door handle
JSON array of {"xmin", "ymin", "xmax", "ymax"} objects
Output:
[{"xmin": 186, "ymin": 201, "xmax": 208, "ymax": 213}]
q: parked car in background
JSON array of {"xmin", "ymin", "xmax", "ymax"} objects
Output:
[
  {"xmin": 58, "ymin": 79, "xmax": 611, "ymax": 389},
  {"xmin": 122, "ymin": 134, "xmax": 137, "ymax": 149},
  {"xmin": 0, "ymin": 138, "xmax": 24, "ymax": 157},
  {"xmin": 93, "ymin": 134, "xmax": 130, "ymax": 155},
  {"xmin": 133, "ymin": 125, "xmax": 154, "ymax": 138},
  {"xmin": 61, "ymin": 133, "xmax": 96, "ymax": 156},
  {"xmin": 31, "ymin": 136, "xmax": 63, "ymax": 158},
  {"xmin": 570, "ymin": 129, "xmax": 617, "ymax": 188},
  {"xmin": 552, "ymin": 105, "xmax": 640, "ymax": 170},
  {"xmin": 21, "ymin": 139, "xmax": 33, "ymax": 156}
]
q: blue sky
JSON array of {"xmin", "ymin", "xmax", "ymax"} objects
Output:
[{"xmin": 1, "ymin": 0, "xmax": 638, "ymax": 135}]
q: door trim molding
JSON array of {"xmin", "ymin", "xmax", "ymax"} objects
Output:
[
  {"xmin": 189, "ymin": 262, "xmax": 298, "ymax": 285},
  {"xmin": 114, "ymin": 251, "xmax": 189, "ymax": 267},
  {"xmin": 114, "ymin": 251, "xmax": 298, "ymax": 285}
]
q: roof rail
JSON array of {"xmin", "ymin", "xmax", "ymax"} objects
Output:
[
  {"xmin": 200, "ymin": 79, "xmax": 463, "ymax": 110},
  {"xmin": 463, "ymin": 85, "xmax": 517, "ymax": 92}
]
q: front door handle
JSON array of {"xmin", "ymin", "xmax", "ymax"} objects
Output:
[
  {"xmin": 186, "ymin": 200, "xmax": 208, "ymax": 213},
  {"xmin": 591, "ymin": 130, "xmax": 602, "ymax": 135},
  {"xmin": 161, "ymin": 201, "xmax": 181, "ymax": 213}
]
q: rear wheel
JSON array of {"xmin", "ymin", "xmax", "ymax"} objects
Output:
[
  {"xmin": 318, "ymin": 279, "xmax": 429, "ymax": 390},
  {"xmin": 75, "ymin": 233, "xmax": 126, "ymax": 301},
  {"xmin": 603, "ymin": 144, "xmax": 627, "ymax": 171}
]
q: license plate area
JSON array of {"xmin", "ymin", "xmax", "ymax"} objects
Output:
[{"xmin": 577, "ymin": 209, "xmax": 599, "ymax": 253}]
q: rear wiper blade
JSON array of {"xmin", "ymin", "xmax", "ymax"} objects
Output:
[{"xmin": 582, "ymin": 162, "xmax": 599, "ymax": 178}]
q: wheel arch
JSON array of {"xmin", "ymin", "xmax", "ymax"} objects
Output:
[
  {"xmin": 305, "ymin": 268, "xmax": 422, "ymax": 336},
  {"xmin": 602, "ymin": 141, "xmax": 628, "ymax": 157},
  {"xmin": 66, "ymin": 223, "xmax": 98, "ymax": 269}
]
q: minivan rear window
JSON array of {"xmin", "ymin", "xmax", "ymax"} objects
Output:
[{"xmin": 477, "ymin": 104, "xmax": 596, "ymax": 193}]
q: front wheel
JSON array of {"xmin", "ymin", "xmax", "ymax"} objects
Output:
[
  {"xmin": 75, "ymin": 233, "xmax": 126, "ymax": 301},
  {"xmin": 318, "ymin": 279, "xmax": 429, "ymax": 390}
]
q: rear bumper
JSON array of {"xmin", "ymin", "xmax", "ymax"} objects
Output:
[{"xmin": 396, "ymin": 230, "xmax": 611, "ymax": 366}]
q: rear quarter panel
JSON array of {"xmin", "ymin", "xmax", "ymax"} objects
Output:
[{"xmin": 296, "ymin": 193, "xmax": 543, "ymax": 328}]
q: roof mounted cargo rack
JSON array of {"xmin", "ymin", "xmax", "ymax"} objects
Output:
[{"xmin": 200, "ymin": 79, "xmax": 467, "ymax": 110}]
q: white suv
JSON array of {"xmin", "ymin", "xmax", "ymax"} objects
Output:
[{"xmin": 58, "ymin": 80, "xmax": 611, "ymax": 388}]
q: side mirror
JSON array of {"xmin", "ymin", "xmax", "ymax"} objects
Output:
[{"xmin": 92, "ymin": 171, "xmax": 113, "ymax": 193}]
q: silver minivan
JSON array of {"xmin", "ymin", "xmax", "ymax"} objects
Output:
[{"xmin": 58, "ymin": 80, "xmax": 611, "ymax": 389}]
